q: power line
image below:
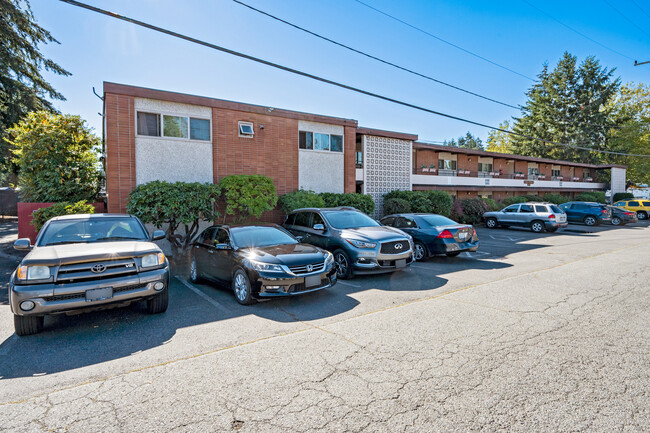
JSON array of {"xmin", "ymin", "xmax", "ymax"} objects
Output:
[
  {"xmin": 232, "ymin": 0, "xmax": 520, "ymax": 110},
  {"xmin": 603, "ymin": 0, "xmax": 650, "ymax": 40},
  {"xmin": 630, "ymin": 0, "xmax": 650, "ymax": 21},
  {"xmin": 522, "ymin": 0, "xmax": 635, "ymax": 61},
  {"xmin": 58, "ymin": 0, "xmax": 650, "ymax": 158},
  {"xmin": 350, "ymin": 0, "xmax": 535, "ymax": 81}
]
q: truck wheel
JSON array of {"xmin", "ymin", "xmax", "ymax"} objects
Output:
[
  {"xmin": 146, "ymin": 289, "xmax": 169, "ymax": 314},
  {"xmin": 14, "ymin": 315, "xmax": 44, "ymax": 336}
]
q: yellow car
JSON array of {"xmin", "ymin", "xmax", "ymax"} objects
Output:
[{"xmin": 612, "ymin": 199, "xmax": 650, "ymax": 220}]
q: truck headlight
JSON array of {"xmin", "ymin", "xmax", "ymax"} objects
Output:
[
  {"xmin": 250, "ymin": 260, "xmax": 283, "ymax": 273},
  {"xmin": 345, "ymin": 239, "xmax": 377, "ymax": 249},
  {"xmin": 17, "ymin": 265, "xmax": 51, "ymax": 280},
  {"xmin": 142, "ymin": 253, "xmax": 165, "ymax": 268}
]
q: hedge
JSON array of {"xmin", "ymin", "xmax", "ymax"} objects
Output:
[
  {"xmin": 220, "ymin": 175, "xmax": 278, "ymax": 221},
  {"xmin": 383, "ymin": 198, "xmax": 411, "ymax": 215},
  {"xmin": 612, "ymin": 192, "xmax": 634, "ymax": 202},
  {"xmin": 31, "ymin": 201, "xmax": 96, "ymax": 231},
  {"xmin": 384, "ymin": 190, "xmax": 453, "ymax": 217},
  {"xmin": 541, "ymin": 193, "xmax": 570, "ymax": 204},
  {"xmin": 450, "ymin": 198, "xmax": 489, "ymax": 225},
  {"xmin": 319, "ymin": 192, "xmax": 375, "ymax": 215},
  {"xmin": 278, "ymin": 189, "xmax": 325, "ymax": 213},
  {"xmin": 575, "ymin": 191, "xmax": 606, "ymax": 204}
]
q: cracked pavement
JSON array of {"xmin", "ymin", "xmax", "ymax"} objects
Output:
[{"xmin": 0, "ymin": 223, "xmax": 649, "ymax": 432}]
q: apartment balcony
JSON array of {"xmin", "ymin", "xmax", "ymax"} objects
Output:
[{"xmin": 412, "ymin": 170, "xmax": 603, "ymax": 190}]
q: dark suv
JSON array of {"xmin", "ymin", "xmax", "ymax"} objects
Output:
[
  {"xmin": 559, "ymin": 202, "xmax": 612, "ymax": 226},
  {"xmin": 283, "ymin": 207, "xmax": 413, "ymax": 279}
]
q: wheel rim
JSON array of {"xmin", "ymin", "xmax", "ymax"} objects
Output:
[
  {"xmin": 487, "ymin": 219, "xmax": 495, "ymax": 228},
  {"xmin": 638, "ymin": 212, "xmax": 647, "ymax": 220},
  {"xmin": 234, "ymin": 273, "xmax": 248, "ymax": 301},
  {"xmin": 414, "ymin": 244, "xmax": 425, "ymax": 260},
  {"xmin": 190, "ymin": 258, "xmax": 198, "ymax": 281},
  {"xmin": 335, "ymin": 253, "xmax": 348, "ymax": 277},
  {"xmin": 532, "ymin": 222, "xmax": 543, "ymax": 232},
  {"xmin": 612, "ymin": 218, "xmax": 620, "ymax": 225},
  {"xmin": 586, "ymin": 217, "xmax": 595, "ymax": 226}
]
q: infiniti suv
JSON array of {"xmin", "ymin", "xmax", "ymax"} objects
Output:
[{"xmin": 283, "ymin": 207, "xmax": 413, "ymax": 279}]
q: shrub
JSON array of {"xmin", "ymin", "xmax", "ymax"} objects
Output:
[
  {"xmin": 278, "ymin": 189, "xmax": 325, "ymax": 213},
  {"xmin": 501, "ymin": 196, "xmax": 529, "ymax": 206},
  {"xmin": 480, "ymin": 197, "xmax": 501, "ymax": 212},
  {"xmin": 383, "ymin": 198, "xmax": 411, "ymax": 215},
  {"xmin": 450, "ymin": 200, "xmax": 464, "ymax": 222},
  {"xmin": 457, "ymin": 198, "xmax": 490, "ymax": 225},
  {"xmin": 575, "ymin": 191, "xmax": 606, "ymax": 203},
  {"xmin": 319, "ymin": 192, "xmax": 375, "ymax": 215},
  {"xmin": 31, "ymin": 201, "xmax": 96, "ymax": 231},
  {"xmin": 7, "ymin": 111, "xmax": 102, "ymax": 202},
  {"xmin": 219, "ymin": 175, "xmax": 277, "ymax": 222},
  {"xmin": 422, "ymin": 190, "xmax": 453, "ymax": 216},
  {"xmin": 613, "ymin": 192, "xmax": 634, "ymax": 202},
  {"xmin": 541, "ymin": 193, "xmax": 570, "ymax": 204},
  {"xmin": 127, "ymin": 181, "xmax": 220, "ymax": 255}
]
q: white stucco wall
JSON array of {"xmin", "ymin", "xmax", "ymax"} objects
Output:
[
  {"xmin": 610, "ymin": 167, "xmax": 626, "ymax": 197},
  {"xmin": 298, "ymin": 120, "xmax": 345, "ymax": 193},
  {"xmin": 134, "ymin": 98, "xmax": 213, "ymax": 185}
]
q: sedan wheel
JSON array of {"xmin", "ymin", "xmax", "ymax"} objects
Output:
[
  {"xmin": 333, "ymin": 249, "xmax": 352, "ymax": 279},
  {"xmin": 611, "ymin": 217, "xmax": 621, "ymax": 226},
  {"xmin": 530, "ymin": 221, "xmax": 545, "ymax": 233},
  {"xmin": 637, "ymin": 211, "xmax": 647, "ymax": 220},
  {"xmin": 486, "ymin": 218, "xmax": 498, "ymax": 229},
  {"xmin": 584, "ymin": 216, "xmax": 597, "ymax": 226},
  {"xmin": 189, "ymin": 256, "xmax": 200, "ymax": 283},
  {"xmin": 232, "ymin": 269, "xmax": 254, "ymax": 305},
  {"xmin": 414, "ymin": 242, "xmax": 427, "ymax": 261}
]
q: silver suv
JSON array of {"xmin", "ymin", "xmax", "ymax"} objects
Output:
[{"xmin": 483, "ymin": 202, "xmax": 568, "ymax": 233}]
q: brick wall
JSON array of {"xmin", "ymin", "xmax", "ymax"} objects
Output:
[
  {"xmin": 415, "ymin": 149, "xmax": 438, "ymax": 172},
  {"xmin": 105, "ymin": 93, "xmax": 135, "ymax": 213},
  {"xmin": 344, "ymin": 125, "xmax": 356, "ymax": 193}
]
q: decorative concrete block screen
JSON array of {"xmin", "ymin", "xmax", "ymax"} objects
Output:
[
  {"xmin": 363, "ymin": 135, "xmax": 412, "ymax": 218},
  {"xmin": 610, "ymin": 167, "xmax": 626, "ymax": 199}
]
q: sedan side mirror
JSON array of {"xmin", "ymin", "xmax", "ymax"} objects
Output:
[
  {"xmin": 215, "ymin": 243, "xmax": 232, "ymax": 250},
  {"xmin": 152, "ymin": 230, "xmax": 165, "ymax": 241},
  {"xmin": 295, "ymin": 235, "xmax": 304, "ymax": 242},
  {"xmin": 313, "ymin": 223, "xmax": 325, "ymax": 231},
  {"xmin": 14, "ymin": 238, "xmax": 32, "ymax": 251}
]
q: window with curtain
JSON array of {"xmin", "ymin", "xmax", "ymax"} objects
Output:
[
  {"xmin": 137, "ymin": 112, "xmax": 160, "ymax": 136},
  {"xmin": 299, "ymin": 131, "xmax": 343, "ymax": 152}
]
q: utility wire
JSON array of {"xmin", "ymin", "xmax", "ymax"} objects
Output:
[
  {"xmin": 523, "ymin": 0, "xmax": 635, "ymax": 61},
  {"xmin": 630, "ymin": 0, "xmax": 650, "ymax": 21},
  {"xmin": 351, "ymin": 0, "xmax": 535, "ymax": 81},
  {"xmin": 232, "ymin": 0, "xmax": 520, "ymax": 110},
  {"xmin": 603, "ymin": 0, "xmax": 650, "ymax": 40},
  {"xmin": 58, "ymin": 0, "xmax": 650, "ymax": 158}
]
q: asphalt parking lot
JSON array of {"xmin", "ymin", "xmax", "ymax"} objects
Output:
[{"xmin": 0, "ymin": 219, "xmax": 649, "ymax": 432}]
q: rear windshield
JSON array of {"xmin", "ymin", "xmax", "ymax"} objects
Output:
[
  {"xmin": 38, "ymin": 217, "xmax": 148, "ymax": 246},
  {"xmin": 550, "ymin": 205, "xmax": 562, "ymax": 213},
  {"xmin": 418, "ymin": 215, "xmax": 458, "ymax": 226},
  {"xmin": 231, "ymin": 226, "xmax": 297, "ymax": 248},
  {"xmin": 321, "ymin": 211, "xmax": 379, "ymax": 229}
]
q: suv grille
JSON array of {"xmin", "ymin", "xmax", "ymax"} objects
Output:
[
  {"xmin": 56, "ymin": 258, "xmax": 138, "ymax": 283},
  {"xmin": 380, "ymin": 240, "xmax": 410, "ymax": 254},
  {"xmin": 288, "ymin": 262, "xmax": 325, "ymax": 275}
]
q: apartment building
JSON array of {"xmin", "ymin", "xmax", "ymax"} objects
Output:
[{"xmin": 104, "ymin": 83, "xmax": 626, "ymax": 218}]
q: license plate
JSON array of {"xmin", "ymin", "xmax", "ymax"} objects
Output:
[
  {"xmin": 395, "ymin": 259, "xmax": 406, "ymax": 268},
  {"xmin": 305, "ymin": 275, "xmax": 321, "ymax": 288},
  {"xmin": 86, "ymin": 287, "xmax": 113, "ymax": 302},
  {"xmin": 459, "ymin": 232, "xmax": 468, "ymax": 240}
]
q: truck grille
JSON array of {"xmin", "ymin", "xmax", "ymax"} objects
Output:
[
  {"xmin": 380, "ymin": 240, "xmax": 410, "ymax": 255},
  {"xmin": 43, "ymin": 283, "xmax": 148, "ymax": 302},
  {"xmin": 56, "ymin": 258, "xmax": 138, "ymax": 283},
  {"xmin": 288, "ymin": 261, "xmax": 325, "ymax": 275}
]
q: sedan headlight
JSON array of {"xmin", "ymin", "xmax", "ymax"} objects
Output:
[
  {"xmin": 324, "ymin": 252, "xmax": 334, "ymax": 267},
  {"xmin": 17, "ymin": 265, "xmax": 51, "ymax": 280},
  {"xmin": 346, "ymin": 239, "xmax": 377, "ymax": 249},
  {"xmin": 250, "ymin": 260, "xmax": 284, "ymax": 273},
  {"xmin": 142, "ymin": 253, "xmax": 165, "ymax": 268}
]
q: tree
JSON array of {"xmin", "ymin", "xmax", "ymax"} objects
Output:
[
  {"xmin": 444, "ymin": 131, "xmax": 483, "ymax": 150},
  {"xmin": 0, "ymin": 0, "xmax": 71, "ymax": 184},
  {"xmin": 486, "ymin": 120, "xmax": 515, "ymax": 153},
  {"xmin": 7, "ymin": 111, "xmax": 102, "ymax": 202},
  {"xmin": 219, "ymin": 175, "xmax": 278, "ymax": 222},
  {"xmin": 511, "ymin": 52, "xmax": 620, "ymax": 164}
]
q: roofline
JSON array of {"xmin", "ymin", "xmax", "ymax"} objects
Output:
[
  {"xmin": 413, "ymin": 142, "xmax": 626, "ymax": 169},
  {"xmin": 357, "ymin": 127, "xmax": 418, "ymax": 141},
  {"xmin": 104, "ymin": 82, "xmax": 358, "ymax": 127}
]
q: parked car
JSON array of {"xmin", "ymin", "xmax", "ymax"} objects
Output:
[
  {"xmin": 483, "ymin": 202, "xmax": 568, "ymax": 233},
  {"xmin": 190, "ymin": 224, "xmax": 336, "ymax": 304},
  {"xmin": 10, "ymin": 214, "xmax": 169, "ymax": 336},
  {"xmin": 558, "ymin": 202, "xmax": 612, "ymax": 226},
  {"xmin": 608, "ymin": 206, "xmax": 638, "ymax": 226},
  {"xmin": 611, "ymin": 199, "xmax": 650, "ymax": 220},
  {"xmin": 380, "ymin": 213, "xmax": 479, "ymax": 260},
  {"xmin": 283, "ymin": 207, "xmax": 413, "ymax": 279}
]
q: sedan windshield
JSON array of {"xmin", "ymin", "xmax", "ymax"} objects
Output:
[
  {"xmin": 38, "ymin": 217, "xmax": 148, "ymax": 246},
  {"xmin": 322, "ymin": 211, "xmax": 379, "ymax": 229},
  {"xmin": 231, "ymin": 226, "xmax": 297, "ymax": 248},
  {"xmin": 418, "ymin": 215, "xmax": 458, "ymax": 227}
]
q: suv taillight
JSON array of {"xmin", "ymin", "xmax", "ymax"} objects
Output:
[
  {"xmin": 601, "ymin": 209, "xmax": 608, "ymax": 214},
  {"xmin": 548, "ymin": 214, "xmax": 555, "ymax": 219},
  {"xmin": 437, "ymin": 230, "xmax": 453, "ymax": 239}
]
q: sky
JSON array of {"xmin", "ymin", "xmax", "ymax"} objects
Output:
[{"xmin": 32, "ymin": 0, "xmax": 650, "ymax": 144}]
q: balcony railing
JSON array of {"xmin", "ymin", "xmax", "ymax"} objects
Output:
[{"xmin": 412, "ymin": 168, "xmax": 594, "ymax": 182}]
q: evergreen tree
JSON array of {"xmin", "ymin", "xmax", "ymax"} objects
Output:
[
  {"xmin": 512, "ymin": 52, "xmax": 620, "ymax": 164},
  {"xmin": 444, "ymin": 132, "xmax": 483, "ymax": 150}
]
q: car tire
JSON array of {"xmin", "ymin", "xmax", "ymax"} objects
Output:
[
  {"xmin": 445, "ymin": 251, "xmax": 461, "ymax": 257},
  {"xmin": 413, "ymin": 242, "xmax": 428, "ymax": 261},
  {"xmin": 189, "ymin": 255, "xmax": 202, "ymax": 283},
  {"xmin": 333, "ymin": 249, "xmax": 353, "ymax": 280},
  {"xmin": 611, "ymin": 217, "xmax": 622, "ymax": 226},
  {"xmin": 485, "ymin": 217, "xmax": 498, "ymax": 229},
  {"xmin": 637, "ymin": 211, "xmax": 647, "ymax": 220},
  {"xmin": 530, "ymin": 220, "xmax": 545, "ymax": 233},
  {"xmin": 14, "ymin": 314, "xmax": 44, "ymax": 336},
  {"xmin": 146, "ymin": 289, "xmax": 168, "ymax": 314},
  {"xmin": 584, "ymin": 215, "xmax": 598, "ymax": 226},
  {"xmin": 232, "ymin": 269, "xmax": 254, "ymax": 305}
]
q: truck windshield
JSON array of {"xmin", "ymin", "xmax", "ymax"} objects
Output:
[{"xmin": 38, "ymin": 218, "xmax": 149, "ymax": 246}]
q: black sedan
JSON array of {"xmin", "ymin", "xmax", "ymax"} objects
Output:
[
  {"xmin": 190, "ymin": 224, "xmax": 336, "ymax": 304},
  {"xmin": 608, "ymin": 206, "xmax": 638, "ymax": 226},
  {"xmin": 380, "ymin": 214, "xmax": 479, "ymax": 261}
]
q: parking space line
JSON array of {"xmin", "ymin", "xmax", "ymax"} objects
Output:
[
  {"xmin": 175, "ymin": 277, "xmax": 230, "ymax": 314},
  {"xmin": 337, "ymin": 280, "xmax": 361, "ymax": 288}
]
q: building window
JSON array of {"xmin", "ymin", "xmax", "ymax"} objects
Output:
[
  {"xmin": 137, "ymin": 112, "xmax": 160, "ymax": 137},
  {"xmin": 163, "ymin": 115, "xmax": 188, "ymax": 138},
  {"xmin": 190, "ymin": 118, "xmax": 210, "ymax": 141},
  {"xmin": 298, "ymin": 131, "xmax": 343, "ymax": 152},
  {"xmin": 238, "ymin": 121, "xmax": 254, "ymax": 138},
  {"xmin": 439, "ymin": 159, "xmax": 457, "ymax": 170},
  {"xmin": 478, "ymin": 162, "xmax": 493, "ymax": 173},
  {"xmin": 551, "ymin": 169, "xmax": 561, "ymax": 177}
]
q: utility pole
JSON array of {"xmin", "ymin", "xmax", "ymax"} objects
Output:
[{"xmin": 634, "ymin": 60, "xmax": 650, "ymax": 66}]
